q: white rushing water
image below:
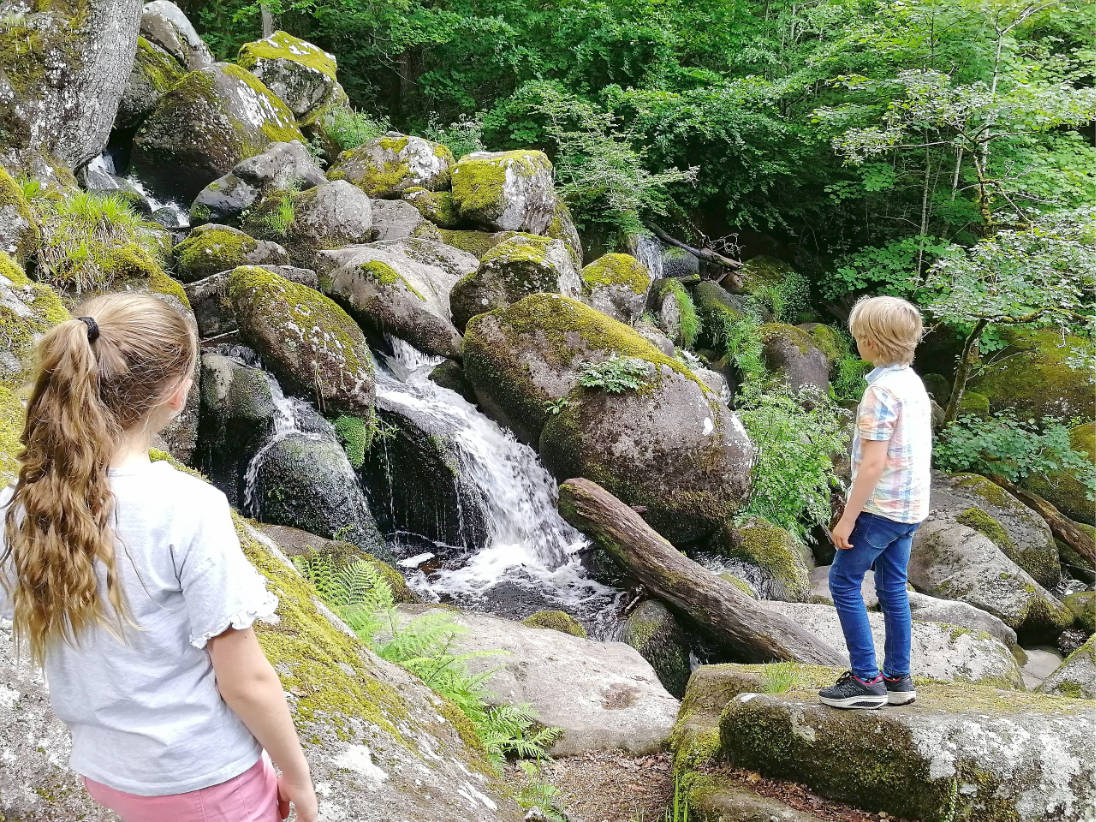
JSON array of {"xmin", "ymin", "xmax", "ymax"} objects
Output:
[{"xmin": 376, "ymin": 339, "xmax": 620, "ymax": 630}]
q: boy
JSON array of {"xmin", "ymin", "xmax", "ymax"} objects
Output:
[{"xmin": 819, "ymin": 296, "xmax": 932, "ymax": 710}]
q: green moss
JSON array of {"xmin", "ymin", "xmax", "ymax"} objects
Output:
[
  {"xmin": 956, "ymin": 508, "xmax": 1015, "ymax": 554},
  {"xmin": 758, "ymin": 321, "xmax": 818, "ymax": 356},
  {"xmin": 951, "ymin": 473, "xmax": 1014, "ymax": 509},
  {"xmin": 581, "ymin": 254, "xmax": 649, "ymax": 295},
  {"xmin": 0, "ymin": 165, "xmax": 41, "ymax": 262},
  {"xmin": 134, "ymin": 36, "xmax": 185, "ymax": 94},
  {"xmin": 958, "ymin": 390, "xmax": 990, "ymax": 417},
  {"xmin": 237, "ymin": 30, "xmax": 339, "ymax": 80},
  {"xmin": 479, "ymin": 232, "xmax": 554, "ymax": 268},
  {"xmin": 658, "ymin": 278, "xmax": 700, "ymax": 347},
  {"xmin": 804, "ymin": 323, "xmax": 844, "ymax": 364},
  {"xmin": 451, "ymin": 150, "xmax": 552, "ymax": 224},
  {"xmin": 173, "ymin": 225, "xmax": 259, "ymax": 281},
  {"xmin": 78, "ymin": 243, "xmax": 189, "ymax": 309},
  {"xmin": 719, "ymin": 573, "xmax": 757, "ymax": 599},
  {"xmin": 716, "ymin": 517, "xmax": 811, "ymax": 602},
  {"xmin": 404, "ymin": 187, "xmax": 460, "ymax": 228},
  {"xmin": 220, "ymin": 63, "xmax": 304, "ymax": 146},
  {"xmin": 0, "ymin": 250, "xmax": 69, "ymax": 387},
  {"xmin": 1064, "ymin": 591, "xmax": 1095, "ymax": 633},
  {"xmin": 0, "ymin": 383, "xmax": 25, "ymax": 482},
  {"xmin": 520, "ymin": 609, "xmax": 587, "ymax": 637},
  {"xmin": 357, "ymin": 260, "xmax": 425, "ymax": 301},
  {"xmin": 1022, "ymin": 421, "xmax": 1095, "ymax": 524},
  {"xmin": 438, "ymin": 229, "xmax": 515, "ymax": 259},
  {"xmin": 334, "ymin": 414, "xmax": 371, "ymax": 469}
]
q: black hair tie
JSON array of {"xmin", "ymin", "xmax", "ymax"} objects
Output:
[{"xmin": 78, "ymin": 316, "xmax": 100, "ymax": 343}]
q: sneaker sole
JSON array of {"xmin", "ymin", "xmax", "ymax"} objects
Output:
[
  {"xmin": 887, "ymin": 691, "xmax": 916, "ymax": 705},
  {"xmin": 819, "ymin": 694, "xmax": 887, "ymax": 710}
]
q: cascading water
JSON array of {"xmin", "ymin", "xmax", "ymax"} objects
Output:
[{"xmin": 375, "ymin": 338, "xmax": 621, "ymax": 633}]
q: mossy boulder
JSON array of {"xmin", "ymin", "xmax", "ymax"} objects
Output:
[
  {"xmin": 0, "ymin": 250, "xmax": 69, "ymax": 388},
  {"xmin": 580, "ymin": 253, "xmax": 652, "ymax": 325},
  {"xmin": 228, "ymin": 266, "xmax": 376, "ymax": 418},
  {"xmin": 621, "ymin": 598, "xmax": 691, "ymax": 697},
  {"xmin": 237, "ymin": 31, "xmax": 348, "ymax": 118},
  {"xmin": 371, "ymin": 198, "xmax": 443, "ymax": 242},
  {"xmin": 796, "ymin": 322, "xmax": 844, "ymax": 368},
  {"xmin": 140, "ymin": 1, "xmax": 214, "ymax": 70},
  {"xmin": 450, "ymin": 150, "xmax": 560, "ymax": 236},
  {"xmin": 0, "ymin": 164, "xmax": 41, "ymax": 263},
  {"xmin": 0, "ymin": 0, "xmax": 143, "ymax": 171},
  {"xmin": 450, "ymin": 233, "xmax": 581, "ymax": 332},
  {"xmin": 929, "ymin": 471, "xmax": 1061, "ymax": 589},
  {"xmin": 1063, "ymin": 590, "xmax": 1095, "ymax": 634},
  {"xmin": 317, "ymin": 239, "xmax": 478, "ymax": 360},
  {"xmin": 184, "ymin": 264, "xmax": 316, "ymax": 339},
  {"xmin": 132, "ymin": 63, "xmax": 304, "ymax": 200},
  {"xmin": 329, "ymin": 132, "xmax": 454, "ymax": 198},
  {"xmin": 521, "ymin": 609, "xmax": 587, "ymax": 637},
  {"xmin": 758, "ymin": 322, "xmax": 831, "ymax": 394},
  {"xmin": 711, "ymin": 517, "xmax": 812, "ymax": 602},
  {"xmin": 437, "ymin": 228, "xmax": 518, "ymax": 260},
  {"xmin": 117, "ymin": 36, "xmax": 187, "ymax": 131},
  {"xmin": 719, "ymin": 685, "xmax": 1096, "ymax": 821},
  {"xmin": 173, "ymin": 223, "xmax": 289, "ymax": 282},
  {"xmin": 404, "ymin": 186, "xmax": 462, "ymax": 228},
  {"xmin": 245, "ymin": 180, "xmax": 373, "ymax": 265},
  {"xmin": 661, "ymin": 245, "xmax": 698, "ymax": 280},
  {"xmin": 969, "ymin": 326, "xmax": 1095, "ymax": 423},
  {"xmin": 1022, "ymin": 421, "xmax": 1095, "ymax": 525},
  {"xmin": 909, "ymin": 514, "xmax": 1072, "ymax": 642},
  {"xmin": 1038, "ymin": 633, "xmax": 1096, "ymax": 700},
  {"xmin": 738, "ymin": 255, "xmax": 808, "ymax": 321}
]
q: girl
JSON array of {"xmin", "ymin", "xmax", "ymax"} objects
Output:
[{"xmin": 0, "ymin": 293, "xmax": 318, "ymax": 822}]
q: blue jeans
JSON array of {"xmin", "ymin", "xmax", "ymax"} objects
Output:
[{"xmin": 829, "ymin": 511, "xmax": 920, "ymax": 681}]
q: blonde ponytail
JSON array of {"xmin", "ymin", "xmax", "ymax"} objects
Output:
[{"xmin": 2, "ymin": 293, "xmax": 197, "ymax": 664}]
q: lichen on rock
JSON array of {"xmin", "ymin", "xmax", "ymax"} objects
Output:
[
  {"xmin": 580, "ymin": 253, "xmax": 651, "ymax": 325},
  {"xmin": 237, "ymin": 31, "xmax": 348, "ymax": 118},
  {"xmin": 328, "ymin": 132, "xmax": 454, "ymax": 198}
]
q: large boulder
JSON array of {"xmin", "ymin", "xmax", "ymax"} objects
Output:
[
  {"xmin": 132, "ymin": 63, "xmax": 304, "ymax": 200},
  {"xmin": 766, "ymin": 602, "xmax": 1023, "ymax": 687},
  {"xmin": 0, "ymin": 511, "xmax": 521, "ymax": 821},
  {"xmin": 579, "ymin": 253, "xmax": 651, "ymax": 325},
  {"xmin": 0, "ymin": 251, "xmax": 68, "ymax": 388},
  {"xmin": 1038, "ymin": 634, "xmax": 1096, "ymax": 699},
  {"xmin": 969, "ymin": 327, "xmax": 1096, "ymax": 423},
  {"xmin": 437, "ymin": 228, "xmax": 517, "ymax": 260},
  {"xmin": 0, "ymin": 0, "xmax": 143, "ymax": 169},
  {"xmin": 371, "ymin": 198, "xmax": 444, "ymax": 242},
  {"xmin": 620, "ymin": 598, "xmax": 692, "ymax": 698},
  {"xmin": 1022, "ymin": 421, "xmax": 1095, "ymax": 525},
  {"xmin": 719, "ymin": 685, "xmax": 1095, "ymax": 821},
  {"xmin": 738, "ymin": 255, "xmax": 808, "ymax": 320},
  {"xmin": 237, "ymin": 31, "xmax": 347, "ymax": 119},
  {"xmin": 404, "ymin": 186, "xmax": 461, "ymax": 228},
  {"xmin": 909, "ymin": 515, "xmax": 1072, "ymax": 641},
  {"xmin": 927, "ymin": 471, "xmax": 1061, "ymax": 589},
  {"xmin": 450, "ymin": 150, "xmax": 557, "ymax": 234},
  {"xmin": 190, "ymin": 140, "xmax": 327, "ymax": 226},
  {"xmin": 329, "ymin": 133, "xmax": 454, "ymax": 198},
  {"xmin": 710, "ymin": 517, "xmax": 813, "ymax": 602},
  {"xmin": 185, "ymin": 264, "xmax": 317, "ymax": 339},
  {"xmin": 316, "ymin": 239, "xmax": 476, "ymax": 359},
  {"xmin": 140, "ymin": 1, "xmax": 213, "ymax": 70},
  {"xmin": 393, "ymin": 605, "xmax": 680, "ymax": 757},
  {"xmin": 449, "ymin": 233, "xmax": 581, "ymax": 332},
  {"xmin": 173, "ymin": 223, "xmax": 289, "ymax": 282},
  {"xmin": 0, "ymin": 166, "xmax": 40, "ymax": 262},
  {"xmin": 246, "ymin": 180, "xmax": 373, "ymax": 264},
  {"xmin": 250, "ymin": 432, "xmax": 385, "ymax": 555},
  {"xmin": 759, "ymin": 322, "xmax": 830, "ymax": 394},
  {"xmin": 228, "ymin": 266, "xmax": 376, "ymax": 418},
  {"xmin": 116, "ymin": 36, "xmax": 187, "ymax": 131}
]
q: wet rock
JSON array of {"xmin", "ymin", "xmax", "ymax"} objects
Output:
[
  {"xmin": 429, "ymin": 359, "xmax": 477, "ymax": 404},
  {"xmin": 621, "ymin": 599, "xmax": 691, "ymax": 698},
  {"xmin": 329, "ymin": 132, "xmax": 454, "ymax": 198},
  {"xmin": 450, "ymin": 233, "xmax": 581, "ymax": 332},
  {"xmin": 228, "ymin": 266, "xmax": 375, "ymax": 418},
  {"xmin": 316, "ymin": 239, "xmax": 477, "ymax": 359},
  {"xmin": 132, "ymin": 63, "xmax": 303, "ymax": 200},
  {"xmin": 1039, "ymin": 634, "xmax": 1096, "ymax": 699},
  {"xmin": 140, "ymin": 1, "xmax": 213, "ymax": 70},
  {"xmin": 237, "ymin": 31, "xmax": 347, "ymax": 118},
  {"xmin": 393, "ymin": 605, "xmax": 680, "ymax": 756}
]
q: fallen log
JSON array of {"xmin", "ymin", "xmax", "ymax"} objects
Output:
[
  {"xmin": 558, "ymin": 478, "xmax": 844, "ymax": 665},
  {"xmin": 987, "ymin": 474, "xmax": 1095, "ymax": 566},
  {"xmin": 646, "ymin": 223, "xmax": 745, "ymax": 291}
]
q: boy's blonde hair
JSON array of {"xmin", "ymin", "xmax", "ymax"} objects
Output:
[{"xmin": 848, "ymin": 295, "xmax": 923, "ymax": 365}]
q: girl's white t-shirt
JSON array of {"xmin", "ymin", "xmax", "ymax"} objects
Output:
[{"xmin": 0, "ymin": 460, "xmax": 279, "ymax": 796}]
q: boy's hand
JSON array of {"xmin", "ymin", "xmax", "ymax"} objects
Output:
[{"xmin": 831, "ymin": 515, "xmax": 855, "ymax": 550}]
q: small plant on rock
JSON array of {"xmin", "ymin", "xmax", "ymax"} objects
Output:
[
  {"xmin": 579, "ymin": 354, "xmax": 652, "ymax": 393},
  {"xmin": 322, "ymin": 105, "xmax": 392, "ymax": 150}
]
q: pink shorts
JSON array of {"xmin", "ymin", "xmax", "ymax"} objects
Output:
[{"xmin": 83, "ymin": 757, "xmax": 280, "ymax": 822}]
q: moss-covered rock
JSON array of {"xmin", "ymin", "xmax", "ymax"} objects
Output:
[
  {"xmin": 1063, "ymin": 591, "xmax": 1095, "ymax": 634},
  {"xmin": 543, "ymin": 197, "xmax": 583, "ymax": 269},
  {"xmin": 228, "ymin": 265, "xmax": 376, "ymax": 418},
  {"xmin": 521, "ymin": 609, "xmax": 587, "ymax": 637},
  {"xmin": 117, "ymin": 36, "xmax": 187, "ymax": 131},
  {"xmin": 450, "ymin": 233, "xmax": 581, "ymax": 332},
  {"xmin": 969, "ymin": 327, "xmax": 1095, "ymax": 423},
  {"xmin": 437, "ymin": 228, "xmax": 517, "ymax": 259},
  {"xmin": 712, "ymin": 517, "xmax": 812, "ymax": 602},
  {"xmin": 758, "ymin": 322, "xmax": 830, "ymax": 394},
  {"xmin": 140, "ymin": 0, "xmax": 214, "ymax": 70},
  {"xmin": 738, "ymin": 255, "xmax": 808, "ymax": 321},
  {"xmin": 1022, "ymin": 421, "xmax": 1095, "ymax": 525},
  {"xmin": 328, "ymin": 132, "xmax": 454, "ymax": 198},
  {"xmin": 661, "ymin": 245, "xmax": 698, "ymax": 280},
  {"xmin": 580, "ymin": 253, "xmax": 651, "ymax": 325},
  {"xmin": 450, "ymin": 150, "xmax": 557, "ymax": 234},
  {"xmin": 237, "ymin": 31, "xmax": 347, "ymax": 118},
  {"xmin": 132, "ymin": 63, "xmax": 304, "ymax": 200},
  {"xmin": 621, "ymin": 599, "xmax": 691, "ymax": 697},
  {"xmin": 0, "ymin": 165, "xmax": 42, "ymax": 265},
  {"xmin": 1038, "ymin": 633, "xmax": 1095, "ymax": 700},
  {"xmin": 404, "ymin": 186, "xmax": 461, "ymax": 228},
  {"xmin": 173, "ymin": 223, "xmax": 288, "ymax": 282},
  {"xmin": 725, "ymin": 684, "xmax": 1094, "ymax": 820},
  {"xmin": 0, "ymin": 250, "xmax": 69, "ymax": 388}
]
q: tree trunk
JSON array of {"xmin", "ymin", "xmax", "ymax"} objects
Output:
[
  {"xmin": 261, "ymin": 4, "xmax": 274, "ymax": 38},
  {"xmin": 558, "ymin": 479, "xmax": 844, "ymax": 665},
  {"xmin": 987, "ymin": 475, "xmax": 1096, "ymax": 566},
  {"xmin": 943, "ymin": 318, "xmax": 988, "ymax": 424}
]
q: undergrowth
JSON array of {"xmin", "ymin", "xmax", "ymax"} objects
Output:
[
  {"xmin": 322, "ymin": 105, "xmax": 392, "ymax": 150},
  {"xmin": 579, "ymin": 354, "xmax": 653, "ymax": 393}
]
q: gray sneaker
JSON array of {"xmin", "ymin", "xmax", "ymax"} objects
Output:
[
  {"xmin": 884, "ymin": 673, "xmax": 916, "ymax": 705},
  {"xmin": 818, "ymin": 671, "xmax": 887, "ymax": 709}
]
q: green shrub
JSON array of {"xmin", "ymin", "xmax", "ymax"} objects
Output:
[
  {"xmin": 703, "ymin": 304, "xmax": 766, "ymax": 390},
  {"xmin": 323, "ymin": 106, "xmax": 392, "ymax": 151},
  {"xmin": 935, "ymin": 412, "xmax": 1096, "ymax": 496},
  {"xmin": 297, "ymin": 557, "xmax": 562, "ymax": 767},
  {"xmin": 579, "ymin": 354, "xmax": 653, "ymax": 393},
  {"xmin": 737, "ymin": 384, "xmax": 849, "ymax": 541},
  {"xmin": 421, "ymin": 113, "xmax": 486, "ymax": 159}
]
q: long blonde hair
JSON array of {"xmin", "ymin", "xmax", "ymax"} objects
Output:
[{"xmin": 2, "ymin": 293, "xmax": 197, "ymax": 664}]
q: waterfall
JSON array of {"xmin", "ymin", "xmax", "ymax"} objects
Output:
[{"xmin": 375, "ymin": 338, "xmax": 620, "ymax": 630}]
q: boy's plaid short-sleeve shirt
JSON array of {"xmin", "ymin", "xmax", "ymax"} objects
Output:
[{"xmin": 851, "ymin": 363, "xmax": 933, "ymax": 523}]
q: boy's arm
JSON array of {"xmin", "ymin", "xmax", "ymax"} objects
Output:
[{"xmin": 832, "ymin": 438, "xmax": 889, "ymax": 549}]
